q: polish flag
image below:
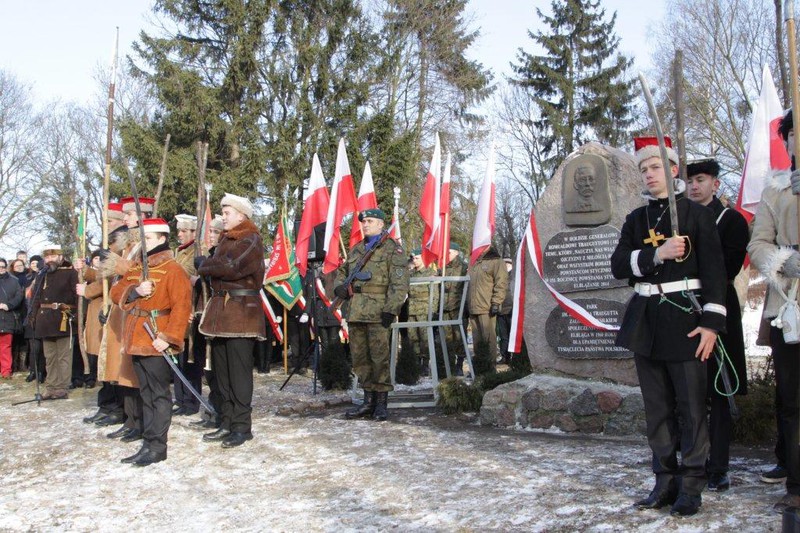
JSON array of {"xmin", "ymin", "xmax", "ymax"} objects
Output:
[
  {"xmin": 438, "ymin": 151, "xmax": 452, "ymax": 268},
  {"xmin": 470, "ymin": 144, "xmax": 496, "ymax": 265},
  {"xmin": 357, "ymin": 161, "xmax": 378, "ymax": 211},
  {"xmin": 419, "ymin": 134, "xmax": 442, "ymax": 267},
  {"xmin": 296, "ymin": 154, "xmax": 330, "ymax": 277},
  {"xmin": 323, "ymin": 139, "xmax": 360, "ymax": 274},
  {"xmin": 508, "ymin": 232, "xmax": 527, "ymax": 353},
  {"xmin": 737, "ymin": 65, "xmax": 791, "ymax": 222}
]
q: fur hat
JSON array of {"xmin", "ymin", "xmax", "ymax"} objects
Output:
[
  {"xmin": 41, "ymin": 246, "xmax": 63, "ymax": 256},
  {"xmin": 210, "ymin": 214, "xmax": 224, "ymax": 231},
  {"xmin": 220, "ymin": 193, "xmax": 254, "ymax": 219},
  {"xmin": 686, "ymin": 158, "xmax": 721, "ymax": 178},
  {"xmin": 634, "ymin": 136, "xmax": 679, "ymax": 167},
  {"xmin": 175, "ymin": 214, "xmax": 198, "ymax": 230}
]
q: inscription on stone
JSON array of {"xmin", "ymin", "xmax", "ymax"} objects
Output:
[
  {"xmin": 542, "ymin": 225, "xmax": 627, "ymax": 293},
  {"xmin": 545, "ymin": 299, "xmax": 632, "ymax": 360}
]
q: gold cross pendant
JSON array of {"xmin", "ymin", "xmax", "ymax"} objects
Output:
[{"xmin": 643, "ymin": 228, "xmax": 665, "ymax": 247}]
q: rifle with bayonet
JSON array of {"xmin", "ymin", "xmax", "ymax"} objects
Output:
[{"xmin": 329, "ymin": 222, "xmax": 397, "ymax": 311}]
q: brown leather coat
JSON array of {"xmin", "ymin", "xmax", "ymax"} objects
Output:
[{"xmin": 198, "ymin": 219, "xmax": 266, "ymax": 339}]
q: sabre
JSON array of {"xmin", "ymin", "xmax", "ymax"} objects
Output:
[
  {"xmin": 637, "ymin": 73, "xmax": 689, "ymax": 261},
  {"xmin": 143, "ymin": 321, "xmax": 215, "ymax": 415}
]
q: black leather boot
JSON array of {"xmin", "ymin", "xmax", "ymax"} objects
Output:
[
  {"xmin": 634, "ymin": 477, "xmax": 678, "ymax": 509},
  {"xmin": 372, "ymin": 391, "xmax": 389, "ymax": 421},
  {"xmin": 345, "ymin": 390, "xmax": 375, "ymax": 419},
  {"xmin": 256, "ymin": 341, "xmax": 269, "ymax": 374},
  {"xmin": 670, "ymin": 493, "xmax": 702, "ymax": 516}
]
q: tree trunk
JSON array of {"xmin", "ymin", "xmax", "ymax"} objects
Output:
[{"xmin": 777, "ymin": 0, "xmax": 791, "ymax": 108}]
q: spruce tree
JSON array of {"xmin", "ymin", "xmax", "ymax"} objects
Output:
[{"xmin": 512, "ymin": 0, "xmax": 635, "ymax": 172}]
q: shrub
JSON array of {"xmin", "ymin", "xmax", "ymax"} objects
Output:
[
  {"xmin": 436, "ymin": 377, "xmax": 484, "ymax": 414},
  {"xmin": 477, "ymin": 369, "xmax": 530, "ymax": 392},
  {"xmin": 732, "ymin": 359, "xmax": 777, "ymax": 445},
  {"xmin": 395, "ymin": 334, "xmax": 420, "ymax": 385},
  {"xmin": 508, "ymin": 340, "xmax": 532, "ymax": 374},
  {"xmin": 471, "ymin": 339, "xmax": 494, "ymax": 377},
  {"xmin": 318, "ymin": 340, "xmax": 352, "ymax": 391}
]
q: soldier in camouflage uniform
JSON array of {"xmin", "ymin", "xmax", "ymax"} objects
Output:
[
  {"xmin": 440, "ymin": 243, "xmax": 468, "ymax": 376},
  {"xmin": 335, "ymin": 208, "xmax": 409, "ymax": 421},
  {"xmin": 407, "ymin": 248, "xmax": 439, "ymax": 375}
]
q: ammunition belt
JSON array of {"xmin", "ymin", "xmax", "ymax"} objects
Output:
[{"xmin": 128, "ymin": 308, "xmax": 171, "ymax": 318}]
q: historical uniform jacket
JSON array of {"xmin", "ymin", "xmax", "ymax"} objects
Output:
[
  {"xmin": 708, "ymin": 196, "xmax": 749, "ymax": 395},
  {"xmin": 175, "ymin": 240, "xmax": 197, "ymax": 277},
  {"xmin": 31, "ymin": 261, "xmax": 78, "ymax": 339},
  {"xmin": 110, "ymin": 247, "xmax": 192, "ymax": 356},
  {"xmin": 467, "ymin": 248, "xmax": 508, "ymax": 316},
  {"xmin": 408, "ymin": 265, "xmax": 439, "ymax": 317},
  {"xmin": 610, "ymin": 192, "xmax": 727, "ymax": 361},
  {"xmin": 198, "ymin": 219, "xmax": 266, "ymax": 339},
  {"xmin": 336, "ymin": 234, "xmax": 409, "ymax": 323},
  {"xmin": 442, "ymin": 255, "xmax": 468, "ymax": 313}
]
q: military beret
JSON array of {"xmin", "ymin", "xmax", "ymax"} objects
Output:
[
  {"xmin": 358, "ymin": 208, "xmax": 386, "ymax": 221},
  {"xmin": 411, "ymin": 247, "xmax": 422, "ymax": 255},
  {"xmin": 449, "ymin": 242, "xmax": 461, "ymax": 251}
]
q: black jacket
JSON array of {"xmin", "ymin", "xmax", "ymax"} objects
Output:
[
  {"xmin": 0, "ymin": 273, "xmax": 23, "ymax": 334},
  {"xmin": 611, "ymin": 194, "xmax": 727, "ymax": 361}
]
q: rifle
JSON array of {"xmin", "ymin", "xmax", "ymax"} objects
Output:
[{"xmin": 329, "ymin": 222, "xmax": 397, "ymax": 311}]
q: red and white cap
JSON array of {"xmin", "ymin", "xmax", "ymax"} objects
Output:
[
  {"xmin": 141, "ymin": 218, "xmax": 170, "ymax": 234},
  {"xmin": 634, "ymin": 136, "xmax": 679, "ymax": 167},
  {"xmin": 120, "ymin": 196, "xmax": 155, "ymax": 213},
  {"xmin": 107, "ymin": 202, "xmax": 125, "ymax": 221}
]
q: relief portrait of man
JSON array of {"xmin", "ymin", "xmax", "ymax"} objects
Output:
[{"xmin": 562, "ymin": 153, "xmax": 611, "ymax": 226}]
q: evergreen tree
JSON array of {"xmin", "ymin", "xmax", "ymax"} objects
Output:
[{"xmin": 512, "ymin": 0, "xmax": 635, "ymax": 171}]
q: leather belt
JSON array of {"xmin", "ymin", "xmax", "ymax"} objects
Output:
[
  {"xmin": 128, "ymin": 308, "xmax": 171, "ymax": 318},
  {"xmin": 353, "ymin": 285, "xmax": 387, "ymax": 294},
  {"xmin": 39, "ymin": 303, "xmax": 76, "ymax": 310},
  {"xmin": 634, "ymin": 279, "xmax": 701, "ymax": 297},
  {"xmin": 215, "ymin": 289, "xmax": 259, "ymax": 297}
]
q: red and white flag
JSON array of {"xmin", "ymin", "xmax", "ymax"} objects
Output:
[
  {"xmin": 419, "ymin": 134, "xmax": 442, "ymax": 267},
  {"xmin": 470, "ymin": 144, "xmax": 496, "ymax": 265},
  {"xmin": 439, "ymin": 151, "xmax": 452, "ymax": 268},
  {"xmin": 357, "ymin": 161, "xmax": 378, "ymax": 211},
  {"xmin": 315, "ymin": 279, "xmax": 349, "ymax": 341},
  {"xmin": 737, "ymin": 64, "xmax": 791, "ymax": 221},
  {"xmin": 296, "ymin": 153, "xmax": 330, "ymax": 277},
  {"xmin": 508, "ymin": 231, "xmax": 527, "ymax": 353},
  {"xmin": 323, "ymin": 139, "xmax": 360, "ymax": 274},
  {"xmin": 259, "ymin": 289, "xmax": 284, "ymax": 342}
]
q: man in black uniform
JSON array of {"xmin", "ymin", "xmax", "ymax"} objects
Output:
[
  {"xmin": 686, "ymin": 158, "xmax": 749, "ymax": 492},
  {"xmin": 611, "ymin": 137, "xmax": 727, "ymax": 517}
]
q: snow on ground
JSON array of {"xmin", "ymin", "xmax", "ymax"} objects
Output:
[{"xmin": 0, "ymin": 372, "xmax": 786, "ymax": 532}]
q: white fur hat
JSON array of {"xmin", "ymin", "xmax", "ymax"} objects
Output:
[
  {"xmin": 175, "ymin": 214, "xmax": 197, "ymax": 230},
  {"xmin": 220, "ymin": 193, "xmax": 254, "ymax": 219}
]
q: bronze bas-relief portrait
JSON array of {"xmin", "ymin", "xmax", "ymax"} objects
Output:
[{"xmin": 562, "ymin": 154, "xmax": 611, "ymax": 226}]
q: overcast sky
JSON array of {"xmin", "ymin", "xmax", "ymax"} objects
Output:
[{"xmin": 0, "ymin": 1, "xmax": 665, "ymax": 106}]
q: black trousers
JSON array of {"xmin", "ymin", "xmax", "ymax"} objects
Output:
[
  {"xmin": 133, "ymin": 355, "xmax": 172, "ymax": 454},
  {"xmin": 706, "ymin": 355, "xmax": 735, "ymax": 474},
  {"xmin": 97, "ymin": 381, "xmax": 123, "ymax": 416},
  {"xmin": 770, "ymin": 327, "xmax": 800, "ymax": 495},
  {"xmin": 635, "ymin": 354, "xmax": 709, "ymax": 495},
  {"xmin": 288, "ymin": 320, "xmax": 311, "ymax": 370},
  {"xmin": 211, "ymin": 338, "xmax": 255, "ymax": 433},
  {"xmin": 173, "ymin": 341, "xmax": 203, "ymax": 412},
  {"xmin": 120, "ymin": 385, "xmax": 143, "ymax": 431}
]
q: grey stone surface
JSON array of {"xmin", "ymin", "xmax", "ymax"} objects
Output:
[
  {"xmin": 568, "ymin": 388, "xmax": 600, "ymax": 416},
  {"xmin": 540, "ymin": 388, "xmax": 570, "ymax": 411},
  {"xmin": 523, "ymin": 142, "xmax": 642, "ymax": 385},
  {"xmin": 597, "ymin": 390, "xmax": 624, "ymax": 413},
  {"xmin": 521, "ymin": 388, "xmax": 542, "ymax": 411}
]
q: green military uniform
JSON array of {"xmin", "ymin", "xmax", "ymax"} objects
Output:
[
  {"xmin": 174, "ymin": 242, "xmax": 197, "ymax": 277},
  {"xmin": 336, "ymin": 234, "xmax": 409, "ymax": 393},
  {"xmin": 441, "ymin": 253, "xmax": 469, "ymax": 371},
  {"xmin": 467, "ymin": 247, "xmax": 508, "ymax": 370},
  {"xmin": 408, "ymin": 265, "xmax": 439, "ymax": 367}
]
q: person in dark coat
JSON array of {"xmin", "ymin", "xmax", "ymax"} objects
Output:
[
  {"xmin": 7, "ymin": 259, "xmax": 28, "ymax": 373},
  {"xmin": 0, "ymin": 259, "xmax": 24, "ymax": 378},
  {"xmin": 29, "ymin": 246, "xmax": 79, "ymax": 399},
  {"xmin": 198, "ymin": 193, "xmax": 266, "ymax": 448},
  {"xmin": 686, "ymin": 158, "xmax": 749, "ymax": 492},
  {"xmin": 610, "ymin": 137, "xmax": 727, "ymax": 517}
]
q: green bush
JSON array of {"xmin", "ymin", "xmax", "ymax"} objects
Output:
[
  {"xmin": 477, "ymin": 369, "xmax": 530, "ymax": 392},
  {"xmin": 395, "ymin": 334, "xmax": 420, "ymax": 385},
  {"xmin": 436, "ymin": 377, "xmax": 484, "ymax": 414},
  {"xmin": 318, "ymin": 340, "xmax": 352, "ymax": 391},
  {"xmin": 508, "ymin": 340, "xmax": 532, "ymax": 374},
  {"xmin": 732, "ymin": 360, "xmax": 777, "ymax": 445}
]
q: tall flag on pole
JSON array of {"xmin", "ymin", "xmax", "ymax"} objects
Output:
[
  {"xmin": 470, "ymin": 143, "xmax": 496, "ymax": 265},
  {"xmin": 323, "ymin": 138, "xmax": 360, "ymax": 274},
  {"xmin": 737, "ymin": 64, "xmax": 791, "ymax": 222},
  {"xmin": 297, "ymin": 153, "xmax": 330, "ymax": 277},
  {"xmin": 439, "ymin": 151, "xmax": 452, "ymax": 268},
  {"xmin": 357, "ymin": 161, "xmax": 378, "ymax": 211},
  {"xmin": 265, "ymin": 208, "xmax": 303, "ymax": 309},
  {"xmin": 419, "ymin": 133, "xmax": 442, "ymax": 266}
]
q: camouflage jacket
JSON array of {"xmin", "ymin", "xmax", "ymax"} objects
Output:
[
  {"xmin": 441, "ymin": 255, "xmax": 468, "ymax": 313},
  {"xmin": 336, "ymin": 235, "xmax": 409, "ymax": 323},
  {"xmin": 408, "ymin": 266, "xmax": 439, "ymax": 317}
]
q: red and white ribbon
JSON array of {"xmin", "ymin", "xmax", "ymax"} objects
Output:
[
  {"xmin": 315, "ymin": 279, "xmax": 349, "ymax": 341},
  {"xmin": 259, "ymin": 289, "xmax": 284, "ymax": 342}
]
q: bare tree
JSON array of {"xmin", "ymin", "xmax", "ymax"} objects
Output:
[{"xmin": 0, "ymin": 71, "xmax": 46, "ymax": 253}]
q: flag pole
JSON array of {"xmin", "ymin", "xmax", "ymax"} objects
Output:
[
  {"xmin": 101, "ymin": 28, "xmax": 119, "ymax": 315},
  {"xmin": 283, "ymin": 307, "xmax": 289, "ymax": 373}
]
